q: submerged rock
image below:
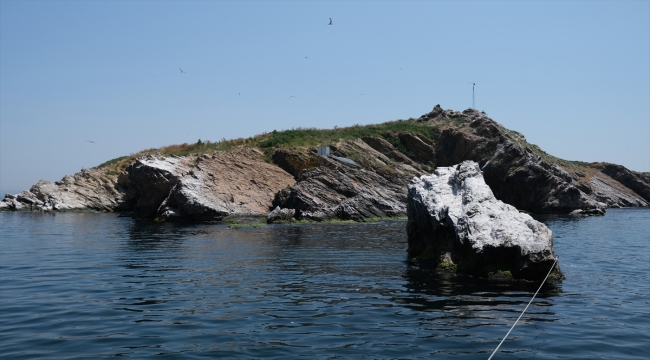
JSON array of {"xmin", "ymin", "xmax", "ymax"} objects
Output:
[
  {"xmin": 407, "ymin": 161, "xmax": 563, "ymax": 281},
  {"xmin": 569, "ymin": 208, "xmax": 605, "ymax": 216}
]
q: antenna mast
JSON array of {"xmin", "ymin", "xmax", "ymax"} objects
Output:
[{"xmin": 472, "ymin": 82, "xmax": 475, "ymax": 109}]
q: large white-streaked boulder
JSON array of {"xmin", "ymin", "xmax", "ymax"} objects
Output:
[
  {"xmin": 125, "ymin": 149, "xmax": 296, "ymax": 221},
  {"xmin": 407, "ymin": 161, "xmax": 562, "ymax": 281}
]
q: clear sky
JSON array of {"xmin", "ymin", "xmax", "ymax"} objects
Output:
[{"xmin": 1, "ymin": 0, "xmax": 648, "ymax": 195}]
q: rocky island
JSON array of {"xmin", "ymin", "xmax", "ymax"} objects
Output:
[{"xmin": 2, "ymin": 106, "xmax": 649, "ymax": 222}]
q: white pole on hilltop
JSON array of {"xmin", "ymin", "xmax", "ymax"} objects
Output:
[{"xmin": 467, "ymin": 81, "xmax": 476, "ymax": 109}]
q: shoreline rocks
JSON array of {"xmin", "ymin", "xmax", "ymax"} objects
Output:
[
  {"xmin": 407, "ymin": 161, "xmax": 563, "ymax": 281},
  {"xmin": 0, "ymin": 169, "xmax": 128, "ymax": 212}
]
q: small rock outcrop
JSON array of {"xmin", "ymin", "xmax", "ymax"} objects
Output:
[
  {"xmin": 407, "ymin": 161, "xmax": 563, "ymax": 281},
  {"xmin": 266, "ymin": 206, "xmax": 296, "ymax": 223},
  {"xmin": 417, "ymin": 104, "xmax": 444, "ymax": 121}
]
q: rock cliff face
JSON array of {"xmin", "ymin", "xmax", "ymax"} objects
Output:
[
  {"xmin": 271, "ymin": 137, "xmax": 433, "ymax": 221},
  {"xmin": 2, "ymin": 105, "xmax": 648, "ymax": 219},
  {"xmin": 424, "ymin": 107, "xmax": 649, "ymax": 213},
  {"xmin": 407, "ymin": 161, "xmax": 562, "ymax": 281},
  {"xmin": 596, "ymin": 163, "xmax": 650, "ymax": 205}
]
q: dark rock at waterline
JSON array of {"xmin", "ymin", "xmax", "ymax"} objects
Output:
[
  {"xmin": 569, "ymin": 208, "xmax": 605, "ymax": 216},
  {"xmin": 407, "ymin": 161, "xmax": 563, "ymax": 282},
  {"xmin": 267, "ymin": 206, "xmax": 296, "ymax": 223}
]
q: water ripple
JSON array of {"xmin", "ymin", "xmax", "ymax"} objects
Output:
[{"xmin": 1, "ymin": 210, "xmax": 649, "ymax": 359}]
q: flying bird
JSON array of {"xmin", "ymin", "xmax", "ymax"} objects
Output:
[
  {"xmin": 289, "ymin": 95, "xmax": 297, "ymax": 99},
  {"xmin": 179, "ymin": 68, "xmax": 186, "ymax": 73},
  {"xmin": 86, "ymin": 140, "xmax": 96, "ymax": 144},
  {"xmin": 328, "ymin": 18, "xmax": 332, "ymax": 25},
  {"xmin": 305, "ymin": 56, "xmax": 310, "ymax": 59}
]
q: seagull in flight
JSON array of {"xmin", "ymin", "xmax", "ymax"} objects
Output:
[
  {"xmin": 86, "ymin": 140, "xmax": 96, "ymax": 144},
  {"xmin": 328, "ymin": 18, "xmax": 332, "ymax": 25},
  {"xmin": 179, "ymin": 68, "xmax": 186, "ymax": 73}
]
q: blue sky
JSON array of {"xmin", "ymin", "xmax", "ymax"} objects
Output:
[{"xmin": 1, "ymin": 0, "xmax": 648, "ymax": 195}]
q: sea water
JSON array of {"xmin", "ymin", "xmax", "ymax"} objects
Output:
[{"xmin": 0, "ymin": 209, "xmax": 648, "ymax": 359}]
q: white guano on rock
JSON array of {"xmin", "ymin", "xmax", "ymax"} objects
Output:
[{"xmin": 406, "ymin": 160, "xmax": 562, "ymax": 281}]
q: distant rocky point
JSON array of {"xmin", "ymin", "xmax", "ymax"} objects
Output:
[{"xmin": 2, "ymin": 106, "xmax": 648, "ymax": 220}]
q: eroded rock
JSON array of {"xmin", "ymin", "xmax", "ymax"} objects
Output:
[
  {"xmin": 267, "ymin": 206, "xmax": 296, "ymax": 223},
  {"xmin": 272, "ymin": 140, "xmax": 420, "ymax": 221},
  {"xmin": 417, "ymin": 104, "xmax": 444, "ymax": 121},
  {"xmin": 126, "ymin": 155, "xmax": 189, "ymax": 218},
  {"xmin": 272, "ymin": 149, "xmax": 319, "ymax": 178},
  {"xmin": 0, "ymin": 169, "xmax": 127, "ymax": 212},
  {"xmin": 407, "ymin": 161, "xmax": 563, "ymax": 281},
  {"xmin": 434, "ymin": 109, "xmax": 614, "ymax": 213}
]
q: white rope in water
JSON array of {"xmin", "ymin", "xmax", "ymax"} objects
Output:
[{"xmin": 487, "ymin": 257, "xmax": 558, "ymax": 360}]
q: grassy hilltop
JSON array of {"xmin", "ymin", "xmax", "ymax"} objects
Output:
[{"xmin": 94, "ymin": 117, "xmax": 440, "ymax": 174}]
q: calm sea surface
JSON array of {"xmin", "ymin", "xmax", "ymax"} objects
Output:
[{"xmin": 1, "ymin": 209, "xmax": 648, "ymax": 359}]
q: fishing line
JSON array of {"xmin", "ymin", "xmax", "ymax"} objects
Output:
[{"xmin": 487, "ymin": 257, "xmax": 558, "ymax": 360}]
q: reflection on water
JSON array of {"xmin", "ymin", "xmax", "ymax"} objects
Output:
[{"xmin": 1, "ymin": 210, "xmax": 648, "ymax": 359}]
